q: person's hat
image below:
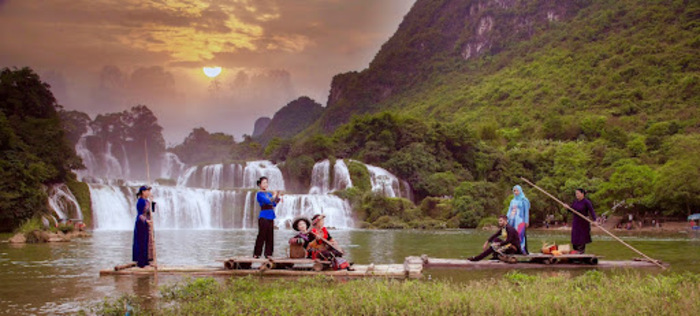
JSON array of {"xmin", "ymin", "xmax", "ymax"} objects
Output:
[
  {"xmin": 311, "ymin": 214, "xmax": 326, "ymax": 225},
  {"xmin": 136, "ymin": 185, "xmax": 152, "ymax": 197},
  {"xmin": 292, "ymin": 217, "xmax": 311, "ymax": 231}
]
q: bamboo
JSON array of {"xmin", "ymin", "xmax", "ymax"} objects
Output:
[
  {"xmin": 309, "ymin": 230, "xmax": 344, "ymax": 255},
  {"xmin": 145, "ymin": 138, "xmax": 158, "ymax": 280},
  {"xmin": 114, "ymin": 262, "xmax": 137, "ymax": 271},
  {"xmin": 520, "ymin": 177, "xmax": 666, "ymax": 269}
]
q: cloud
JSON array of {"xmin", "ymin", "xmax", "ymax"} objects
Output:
[{"xmin": 0, "ymin": 0, "xmax": 414, "ymax": 143}]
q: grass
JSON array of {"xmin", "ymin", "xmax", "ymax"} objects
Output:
[
  {"xmin": 15, "ymin": 217, "xmax": 43, "ymax": 235},
  {"xmin": 88, "ymin": 271, "xmax": 700, "ymax": 315},
  {"xmin": 66, "ymin": 179, "xmax": 92, "ymax": 228}
]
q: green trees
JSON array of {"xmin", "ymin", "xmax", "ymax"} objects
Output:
[
  {"xmin": 654, "ymin": 158, "xmax": 700, "ymax": 215},
  {"xmin": 595, "ymin": 159, "xmax": 656, "ymax": 213},
  {"xmin": 0, "ymin": 67, "xmax": 81, "ymax": 231},
  {"xmin": 171, "ymin": 128, "xmax": 236, "ymax": 165},
  {"xmin": 452, "ymin": 181, "xmax": 503, "ymax": 228}
]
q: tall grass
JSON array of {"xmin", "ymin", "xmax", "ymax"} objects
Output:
[
  {"xmin": 15, "ymin": 217, "xmax": 43, "ymax": 234},
  {"xmin": 89, "ymin": 271, "xmax": 700, "ymax": 315}
]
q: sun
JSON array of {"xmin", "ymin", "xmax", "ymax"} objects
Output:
[{"xmin": 203, "ymin": 67, "xmax": 222, "ymax": 78}]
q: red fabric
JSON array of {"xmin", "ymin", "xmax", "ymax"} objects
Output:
[
  {"xmin": 311, "ymin": 227, "xmax": 329, "ymax": 243},
  {"xmin": 310, "ymin": 227, "xmax": 330, "ymax": 260}
]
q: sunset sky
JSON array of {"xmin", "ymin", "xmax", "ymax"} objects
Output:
[{"xmin": 0, "ymin": 0, "xmax": 414, "ymax": 144}]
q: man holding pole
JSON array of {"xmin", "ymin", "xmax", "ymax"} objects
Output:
[
  {"xmin": 520, "ymin": 177, "xmax": 665, "ymax": 269},
  {"xmin": 570, "ymin": 188, "xmax": 596, "ymax": 254}
]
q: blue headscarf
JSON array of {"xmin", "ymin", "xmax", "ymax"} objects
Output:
[
  {"xmin": 512, "ymin": 185, "xmax": 527, "ymax": 201},
  {"xmin": 507, "ymin": 185, "xmax": 530, "ymax": 227}
]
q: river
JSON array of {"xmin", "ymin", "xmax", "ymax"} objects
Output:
[{"xmin": 1, "ymin": 229, "xmax": 698, "ymax": 315}]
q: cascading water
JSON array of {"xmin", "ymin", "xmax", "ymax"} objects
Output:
[
  {"xmin": 309, "ymin": 159, "xmax": 353, "ymax": 194},
  {"xmin": 364, "ymin": 164, "xmax": 412, "ymax": 200},
  {"xmin": 161, "ymin": 152, "xmax": 185, "ymax": 180},
  {"xmin": 274, "ymin": 194, "xmax": 354, "ymax": 229},
  {"xmin": 332, "ymin": 160, "xmax": 353, "ymax": 191},
  {"xmin": 46, "ymin": 184, "xmax": 83, "ymax": 221},
  {"xmin": 309, "ymin": 160, "xmax": 331, "ymax": 194},
  {"xmin": 70, "ymin": 129, "xmax": 410, "ymax": 231},
  {"xmin": 89, "ymin": 184, "xmax": 255, "ymax": 230},
  {"xmin": 74, "ymin": 128, "xmax": 97, "ymax": 181},
  {"xmin": 103, "ymin": 142, "xmax": 124, "ymax": 180},
  {"xmin": 243, "ymin": 160, "xmax": 285, "ymax": 191}
]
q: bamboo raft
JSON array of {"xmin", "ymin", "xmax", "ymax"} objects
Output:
[
  {"xmin": 100, "ymin": 257, "xmax": 423, "ymax": 279},
  {"xmin": 99, "ymin": 254, "xmax": 665, "ymax": 279},
  {"xmin": 409, "ymin": 255, "xmax": 668, "ymax": 269}
]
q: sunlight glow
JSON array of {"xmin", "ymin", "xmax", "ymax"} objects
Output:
[{"xmin": 203, "ymin": 67, "xmax": 222, "ymax": 78}]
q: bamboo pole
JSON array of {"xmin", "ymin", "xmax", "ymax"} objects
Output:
[
  {"xmin": 309, "ymin": 230, "xmax": 344, "ymax": 255},
  {"xmin": 520, "ymin": 177, "xmax": 665, "ymax": 269},
  {"xmin": 145, "ymin": 138, "xmax": 158, "ymax": 280}
]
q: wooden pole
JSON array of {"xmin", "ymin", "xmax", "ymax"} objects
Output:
[
  {"xmin": 144, "ymin": 138, "xmax": 151, "ymax": 183},
  {"xmin": 309, "ymin": 231, "xmax": 344, "ymax": 255},
  {"xmin": 144, "ymin": 138, "xmax": 157, "ymax": 280},
  {"xmin": 520, "ymin": 177, "xmax": 665, "ymax": 269}
]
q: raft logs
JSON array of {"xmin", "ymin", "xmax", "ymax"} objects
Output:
[
  {"xmin": 224, "ymin": 257, "xmax": 330, "ymax": 271},
  {"xmin": 114, "ymin": 262, "xmax": 137, "ymax": 271}
]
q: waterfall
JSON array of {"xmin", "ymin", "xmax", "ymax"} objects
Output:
[
  {"xmin": 89, "ymin": 184, "xmax": 134, "ymax": 230},
  {"xmin": 104, "ymin": 142, "xmax": 124, "ymax": 179},
  {"xmin": 177, "ymin": 166, "xmax": 198, "ymax": 187},
  {"xmin": 309, "ymin": 160, "xmax": 331, "ymax": 194},
  {"xmin": 89, "ymin": 184, "xmax": 252, "ymax": 230},
  {"xmin": 243, "ymin": 160, "xmax": 285, "ymax": 191},
  {"xmin": 174, "ymin": 161, "xmax": 282, "ymax": 190},
  {"xmin": 309, "ymin": 159, "xmax": 353, "ymax": 194},
  {"xmin": 274, "ymin": 194, "xmax": 354, "ymax": 229},
  {"xmin": 201, "ymin": 164, "xmax": 224, "ymax": 189},
  {"xmin": 46, "ymin": 184, "xmax": 83, "ymax": 221},
  {"xmin": 365, "ymin": 164, "xmax": 411, "ymax": 200},
  {"xmin": 332, "ymin": 160, "xmax": 353, "ymax": 191},
  {"xmin": 161, "ymin": 152, "xmax": 185, "ymax": 180},
  {"xmin": 242, "ymin": 191, "xmax": 253, "ymax": 229},
  {"xmin": 72, "ymin": 130, "xmax": 410, "ymax": 230},
  {"xmin": 74, "ymin": 129, "xmax": 97, "ymax": 181},
  {"xmin": 121, "ymin": 144, "xmax": 131, "ymax": 179}
]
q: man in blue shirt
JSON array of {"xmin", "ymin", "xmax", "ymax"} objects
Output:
[{"xmin": 253, "ymin": 176, "xmax": 281, "ymax": 258}]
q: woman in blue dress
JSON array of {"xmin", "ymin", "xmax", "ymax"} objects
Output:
[
  {"xmin": 506, "ymin": 185, "xmax": 530, "ymax": 254},
  {"xmin": 132, "ymin": 185, "xmax": 153, "ymax": 268},
  {"xmin": 253, "ymin": 176, "xmax": 281, "ymax": 258}
]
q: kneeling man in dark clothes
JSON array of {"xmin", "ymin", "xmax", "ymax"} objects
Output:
[{"xmin": 468, "ymin": 215, "xmax": 522, "ymax": 261}]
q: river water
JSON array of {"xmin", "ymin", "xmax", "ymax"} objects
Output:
[{"xmin": 1, "ymin": 229, "xmax": 698, "ymax": 315}]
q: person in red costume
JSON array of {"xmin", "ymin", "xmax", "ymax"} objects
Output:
[{"xmin": 308, "ymin": 214, "xmax": 343, "ymax": 260}]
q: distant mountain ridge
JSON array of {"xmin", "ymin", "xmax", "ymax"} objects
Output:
[
  {"xmin": 255, "ymin": 96, "xmax": 324, "ymax": 144},
  {"xmin": 252, "ymin": 117, "xmax": 271, "ymax": 137}
]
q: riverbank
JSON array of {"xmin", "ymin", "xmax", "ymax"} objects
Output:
[
  {"xmin": 89, "ymin": 271, "xmax": 700, "ymax": 315},
  {"xmin": 528, "ymin": 221, "xmax": 696, "ymax": 236}
]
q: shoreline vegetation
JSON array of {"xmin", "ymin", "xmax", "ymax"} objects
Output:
[{"xmin": 88, "ymin": 271, "xmax": 700, "ymax": 315}]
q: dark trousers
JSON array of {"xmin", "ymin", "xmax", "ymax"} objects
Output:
[
  {"xmin": 254, "ymin": 218, "xmax": 274, "ymax": 257},
  {"xmin": 472, "ymin": 239, "xmax": 518, "ymax": 261},
  {"xmin": 573, "ymin": 244, "xmax": 586, "ymax": 253}
]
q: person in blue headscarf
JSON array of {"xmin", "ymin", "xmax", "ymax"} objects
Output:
[
  {"xmin": 506, "ymin": 185, "xmax": 530, "ymax": 254},
  {"xmin": 132, "ymin": 185, "xmax": 153, "ymax": 268}
]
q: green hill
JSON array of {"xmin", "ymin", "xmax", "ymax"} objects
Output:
[
  {"xmin": 256, "ymin": 96, "xmax": 324, "ymax": 145},
  {"xmin": 266, "ymin": 0, "xmax": 700, "ymax": 227}
]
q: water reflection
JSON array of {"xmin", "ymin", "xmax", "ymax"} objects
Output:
[{"xmin": 0, "ymin": 229, "xmax": 697, "ymax": 314}]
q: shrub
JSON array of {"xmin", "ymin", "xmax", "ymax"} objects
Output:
[{"xmin": 477, "ymin": 216, "xmax": 499, "ymax": 229}]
